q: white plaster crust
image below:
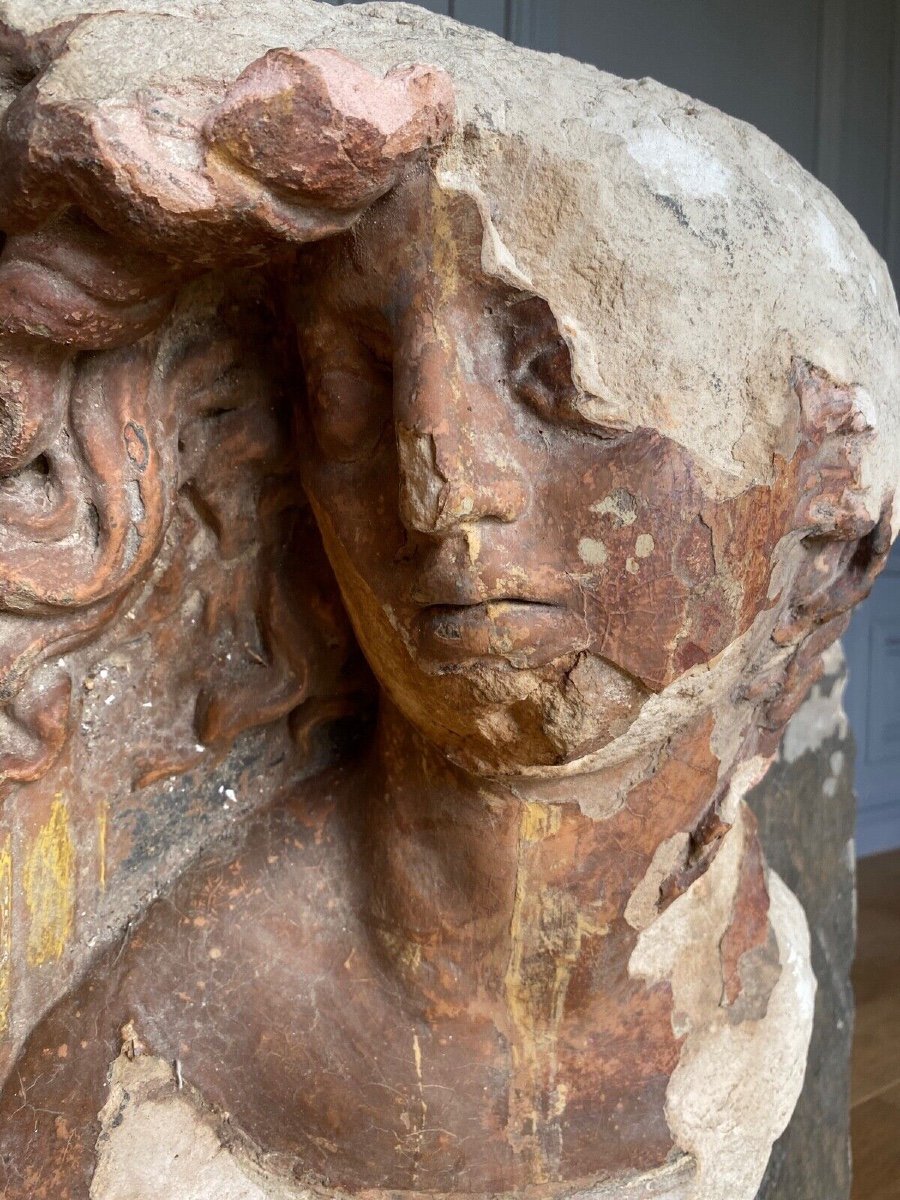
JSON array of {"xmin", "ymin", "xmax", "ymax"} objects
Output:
[
  {"xmin": 629, "ymin": 808, "xmax": 816, "ymax": 1200},
  {"xmin": 90, "ymin": 1054, "xmax": 301, "ymax": 1200}
]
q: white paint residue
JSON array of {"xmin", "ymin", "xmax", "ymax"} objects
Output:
[
  {"xmin": 592, "ymin": 492, "xmax": 638, "ymax": 526},
  {"xmin": 578, "ymin": 537, "xmax": 608, "ymax": 566},
  {"xmin": 626, "ymin": 125, "xmax": 731, "ymax": 198},
  {"xmin": 814, "ymin": 208, "xmax": 850, "ymax": 275}
]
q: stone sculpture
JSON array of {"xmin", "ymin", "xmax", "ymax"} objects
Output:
[{"xmin": 0, "ymin": 3, "xmax": 897, "ymax": 1198}]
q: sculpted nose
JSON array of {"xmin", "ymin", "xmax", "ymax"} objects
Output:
[
  {"xmin": 397, "ymin": 426, "xmax": 528, "ymax": 533},
  {"xmin": 395, "ymin": 344, "xmax": 529, "ymax": 535}
]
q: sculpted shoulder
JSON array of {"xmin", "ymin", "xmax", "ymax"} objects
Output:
[{"xmin": 0, "ymin": 768, "xmax": 368, "ymax": 1200}]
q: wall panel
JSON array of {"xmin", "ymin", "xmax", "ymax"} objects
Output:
[
  {"xmin": 823, "ymin": 0, "xmax": 894, "ymax": 258},
  {"xmin": 451, "ymin": 0, "xmax": 506, "ymax": 36}
]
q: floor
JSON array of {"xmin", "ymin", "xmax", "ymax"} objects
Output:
[{"xmin": 852, "ymin": 848, "xmax": 900, "ymax": 1199}]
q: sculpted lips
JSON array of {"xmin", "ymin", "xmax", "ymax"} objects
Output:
[{"xmin": 415, "ymin": 598, "xmax": 589, "ymax": 667}]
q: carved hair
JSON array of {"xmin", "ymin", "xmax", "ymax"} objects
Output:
[
  {"xmin": 0, "ymin": 264, "xmax": 374, "ymax": 796},
  {"xmin": 0, "ymin": 15, "xmax": 454, "ymax": 795}
]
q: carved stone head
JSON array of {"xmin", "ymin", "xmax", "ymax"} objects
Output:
[{"xmin": 0, "ymin": 3, "xmax": 897, "ymax": 1198}]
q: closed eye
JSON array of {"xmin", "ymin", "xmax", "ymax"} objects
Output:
[
  {"xmin": 515, "ymin": 338, "xmax": 573, "ymax": 404},
  {"xmin": 508, "ymin": 306, "xmax": 625, "ymax": 441},
  {"xmin": 300, "ymin": 315, "xmax": 394, "ymax": 463}
]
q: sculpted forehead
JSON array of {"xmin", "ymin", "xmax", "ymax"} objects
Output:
[{"xmin": 309, "ymin": 173, "xmax": 487, "ymax": 313}]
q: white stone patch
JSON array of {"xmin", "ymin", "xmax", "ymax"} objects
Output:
[
  {"xmin": 853, "ymin": 386, "xmax": 878, "ymax": 431},
  {"xmin": 814, "ymin": 208, "xmax": 851, "ymax": 275},
  {"xmin": 718, "ymin": 754, "xmax": 771, "ymax": 825},
  {"xmin": 579, "ymin": 537, "xmax": 608, "ymax": 566},
  {"xmin": 845, "ymin": 836, "xmax": 856, "ymax": 872},
  {"xmin": 629, "ymin": 809, "xmax": 815, "ymax": 1200},
  {"xmin": 438, "ymin": 169, "xmax": 534, "ymax": 292},
  {"xmin": 90, "ymin": 1052, "xmax": 310, "ymax": 1200},
  {"xmin": 624, "ymin": 831, "xmax": 691, "ymax": 932},
  {"xmin": 625, "ymin": 124, "xmax": 731, "ymax": 199},
  {"xmin": 823, "ymin": 749, "xmax": 846, "ymax": 797},
  {"xmin": 635, "ymin": 533, "xmax": 655, "ymax": 558},
  {"xmin": 822, "ymin": 640, "xmax": 845, "ymax": 676}
]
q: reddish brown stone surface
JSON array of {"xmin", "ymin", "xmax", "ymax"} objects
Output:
[{"xmin": 0, "ymin": 5, "xmax": 896, "ymax": 1200}]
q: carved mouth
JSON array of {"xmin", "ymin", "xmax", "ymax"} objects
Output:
[{"xmin": 415, "ymin": 599, "xmax": 586, "ymax": 666}]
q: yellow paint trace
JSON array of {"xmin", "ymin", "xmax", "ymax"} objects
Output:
[
  {"xmin": 504, "ymin": 800, "xmax": 570, "ymax": 1180},
  {"xmin": 25, "ymin": 798, "xmax": 76, "ymax": 967},
  {"xmin": 0, "ymin": 837, "xmax": 12, "ymax": 1036},
  {"xmin": 98, "ymin": 799, "xmax": 109, "ymax": 893}
]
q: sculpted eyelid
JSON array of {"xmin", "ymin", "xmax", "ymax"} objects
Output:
[
  {"xmin": 510, "ymin": 341, "xmax": 551, "ymax": 379},
  {"xmin": 316, "ymin": 365, "xmax": 388, "ymax": 391}
]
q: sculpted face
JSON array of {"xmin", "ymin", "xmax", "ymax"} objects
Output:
[{"xmin": 294, "ymin": 170, "xmax": 805, "ymax": 772}]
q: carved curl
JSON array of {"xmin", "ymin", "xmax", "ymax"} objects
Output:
[
  {"xmin": 0, "ymin": 28, "xmax": 453, "ymax": 794},
  {"xmin": 0, "ymin": 264, "xmax": 375, "ymax": 797}
]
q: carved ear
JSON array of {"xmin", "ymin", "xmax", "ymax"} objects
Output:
[
  {"xmin": 790, "ymin": 358, "xmax": 878, "ymax": 540},
  {"xmin": 752, "ymin": 361, "xmax": 894, "ymax": 738},
  {"xmin": 745, "ymin": 502, "xmax": 892, "ymax": 749},
  {"xmin": 775, "ymin": 507, "xmax": 893, "ymax": 646},
  {"xmin": 776, "ymin": 361, "xmax": 892, "ymax": 643}
]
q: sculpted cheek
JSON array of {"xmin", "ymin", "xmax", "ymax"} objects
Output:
[{"xmin": 558, "ymin": 430, "xmax": 792, "ymax": 690}]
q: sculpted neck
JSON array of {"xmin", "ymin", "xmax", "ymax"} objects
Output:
[{"xmin": 358, "ymin": 697, "xmax": 726, "ymax": 1011}]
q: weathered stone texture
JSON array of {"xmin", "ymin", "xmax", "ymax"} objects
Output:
[
  {"xmin": 752, "ymin": 644, "xmax": 855, "ymax": 1200},
  {"xmin": 0, "ymin": 4, "xmax": 896, "ymax": 1199}
]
